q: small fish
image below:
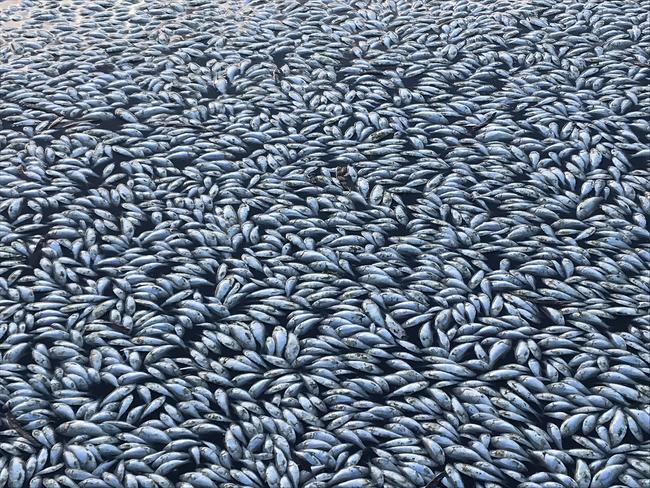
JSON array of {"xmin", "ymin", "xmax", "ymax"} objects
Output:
[{"xmin": 0, "ymin": 3, "xmax": 647, "ymax": 488}]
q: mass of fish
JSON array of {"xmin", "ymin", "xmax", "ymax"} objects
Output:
[{"xmin": 0, "ymin": 0, "xmax": 648, "ymax": 486}]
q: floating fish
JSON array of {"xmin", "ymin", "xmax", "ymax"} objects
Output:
[{"xmin": 0, "ymin": 0, "xmax": 648, "ymax": 487}]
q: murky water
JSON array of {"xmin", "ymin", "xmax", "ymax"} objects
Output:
[{"xmin": 0, "ymin": 0, "xmax": 22, "ymax": 11}]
